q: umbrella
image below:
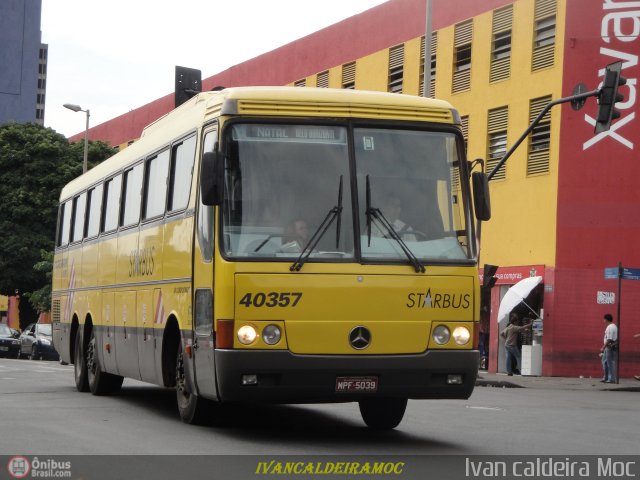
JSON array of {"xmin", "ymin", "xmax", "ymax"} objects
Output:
[{"xmin": 497, "ymin": 276, "xmax": 542, "ymax": 323}]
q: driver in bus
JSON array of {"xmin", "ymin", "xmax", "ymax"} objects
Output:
[{"xmin": 374, "ymin": 194, "xmax": 416, "ymax": 241}]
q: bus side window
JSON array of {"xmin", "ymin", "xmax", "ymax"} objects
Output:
[
  {"xmin": 71, "ymin": 192, "xmax": 87, "ymax": 243},
  {"xmin": 102, "ymin": 174, "xmax": 122, "ymax": 233},
  {"xmin": 143, "ymin": 150, "xmax": 170, "ymax": 220},
  {"xmin": 121, "ymin": 163, "xmax": 144, "ymax": 228},
  {"xmin": 57, "ymin": 200, "xmax": 72, "ymax": 247},
  {"xmin": 168, "ymin": 135, "xmax": 196, "ymax": 212},
  {"xmin": 85, "ymin": 184, "xmax": 103, "ymax": 239}
]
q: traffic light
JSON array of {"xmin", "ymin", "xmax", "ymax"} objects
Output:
[
  {"xmin": 595, "ymin": 61, "xmax": 627, "ymax": 134},
  {"xmin": 175, "ymin": 66, "xmax": 202, "ymax": 108},
  {"xmin": 482, "ymin": 264, "xmax": 498, "ymax": 290}
]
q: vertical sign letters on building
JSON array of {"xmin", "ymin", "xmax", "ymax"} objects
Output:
[{"xmin": 583, "ymin": 1, "xmax": 638, "ymax": 150}]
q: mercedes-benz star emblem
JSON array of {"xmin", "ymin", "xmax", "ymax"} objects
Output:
[{"xmin": 349, "ymin": 326, "xmax": 371, "ymax": 350}]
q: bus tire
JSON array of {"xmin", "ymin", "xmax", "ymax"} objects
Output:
[
  {"xmin": 358, "ymin": 397, "xmax": 407, "ymax": 430},
  {"xmin": 175, "ymin": 342, "xmax": 213, "ymax": 425},
  {"xmin": 87, "ymin": 329, "xmax": 123, "ymax": 395},
  {"xmin": 74, "ymin": 328, "xmax": 90, "ymax": 392}
]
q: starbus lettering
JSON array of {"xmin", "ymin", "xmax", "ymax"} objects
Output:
[
  {"xmin": 129, "ymin": 246, "xmax": 156, "ymax": 277},
  {"xmin": 584, "ymin": 1, "xmax": 638, "ymax": 150},
  {"xmin": 406, "ymin": 289, "xmax": 471, "ymax": 309}
]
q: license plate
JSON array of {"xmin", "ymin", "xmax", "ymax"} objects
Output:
[
  {"xmin": 0, "ymin": 346, "xmax": 8, "ymax": 351},
  {"xmin": 335, "ymin": 376, "xmax": 378, "ymax": 392}
]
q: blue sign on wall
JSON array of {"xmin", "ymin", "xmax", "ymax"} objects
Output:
[
  {"xmin": 604, "ymin": 267, "xmax": 619, "ymax": 279},
  {"xmin": 604, "ymin": 267, "xmax": 640, "ymax": 280}
]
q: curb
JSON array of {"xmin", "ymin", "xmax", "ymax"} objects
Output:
[{"xmin": 476, "ymin": 378, "xmax": 523, "ymax": 389}]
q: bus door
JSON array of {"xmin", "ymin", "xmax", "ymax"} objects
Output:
[
  {"xmin": 192, "ymin": 288, "xmax": 216, "ymax": 397},
  {"xmin": 191, "ymin": 127, "xmax": 218, "ymax": 398},
  {"xmin": 137, "ymin": 289, "xmax": 157, "ymax": 382}
]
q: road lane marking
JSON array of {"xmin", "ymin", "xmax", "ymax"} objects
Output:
[{"xmin": 466, "ymin": 405, "xmax": 504, "ymax": 411}]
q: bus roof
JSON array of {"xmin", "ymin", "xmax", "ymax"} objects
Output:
[{"xmin": 60, "ymin": 87, "xmax": 459, "ymax": 201}]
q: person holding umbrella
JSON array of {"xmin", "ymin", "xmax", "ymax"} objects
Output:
[{"xmin": 501, "ymin": 312, "xmax": 532, "ymax": 376}]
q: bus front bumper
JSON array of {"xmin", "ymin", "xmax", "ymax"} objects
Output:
[{"xmin": 214, "ymin": 349, "xmax": 479, "ymax": 403}]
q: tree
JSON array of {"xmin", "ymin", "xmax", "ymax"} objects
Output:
[
  {"xmin": 0, "ymin": 122, "xmax": 115, "ymax": 327},
  {"xmin": 22, "ymin": 250, "xmax": 53, "ymax": 314}
]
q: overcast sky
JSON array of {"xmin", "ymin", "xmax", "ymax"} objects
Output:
[{"xmin": 41, "ymin": 0, "xmax": 388, "ymax": 138}]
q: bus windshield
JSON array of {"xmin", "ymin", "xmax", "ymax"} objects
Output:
[
  {"xmin": 355, "ymin": 128, "xmax": 469, "ymax": 262},
  {"xmin": 221, "ymin": 122, "xmax": 470, "ymax": 264}
]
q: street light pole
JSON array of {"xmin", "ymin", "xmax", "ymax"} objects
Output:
[
  {"xmin": 423, "ymin": 0, "xmax": 432, "ymax": 97},
  {"xmin": 63, "ymin": 103, "xmax": 90, "ymax": 173}
]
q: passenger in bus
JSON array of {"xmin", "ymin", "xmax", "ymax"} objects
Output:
[{"xmin": 281, "ymin": 219, "xmax": 310, "ymax": 252}]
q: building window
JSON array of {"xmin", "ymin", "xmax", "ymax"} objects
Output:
[
  {"xmin": 491, "ymin": 6, "xmax": 512, "ymax": 83},
  {"xmin": 294, "ymin": 79, "xmax": 306, "ymax": 87},
  {"xmin": 453, "ymin": 20, "xmax": 473, "ymax": 93},
  {"xmin": 487, "ymin": 107, "xmax": 508, "ymax": 181},
  {"xmin": 419, "ymin": 32, "xmax": 437, "ymax": 97},
  {"xmin": 388, "ymin": 44, "xmax": 404, "ymax": 93},
  {"xmin": 460, "ymin": 115, "xmax": 469, "ymax": 152},
  {"xmin": 451, "ymin": 115, "xmax": 469, "ymax": 190},
  {"xmin": 532, "ymin": 0, "xmax": 556, "ymax": 70},
  {"xmin": 342, "ymin": 62, "xmax": 355, "ymax": 89},
  {"xmin": 317, "ymin": 71, "xmax": 329, "ymax": 88},
  {"xmin": 528, "ymin": 96, "xmax": 552, "ymax": 176}
]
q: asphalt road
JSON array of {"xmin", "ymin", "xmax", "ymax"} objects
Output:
[{"xmin": 1, "ymin": 358, "xmax": 638, "ymax": 456}]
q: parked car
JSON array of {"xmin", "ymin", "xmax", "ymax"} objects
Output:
[
  {"xmin": 0, "ymin": 323, "xmax": 21, "ymax": 358},
  {"xmin": 19, "ymin": 323, "xmax": 58, "ymax": 360}
]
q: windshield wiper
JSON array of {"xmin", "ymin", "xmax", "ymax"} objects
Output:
[
  {"xmin": 290, "ymin": 176, "xmax": 343, "ymax": 272},
  {"xmin": 365, "ymin": 175, "xmax": 425, "ymax": 273},
  {"xmin": 253, "ymin": 234, "xmax": 283, "ymax": 252}
]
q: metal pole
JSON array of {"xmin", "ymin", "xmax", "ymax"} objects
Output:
[
  {"xmin": 83, "ymin": 109, "xmax": 90, "ymax": 174},
  {"xmin": 423, "ymin": 0, "xmax": 432, "ymax": 97},
  {"xmin": 616, "ymin": 261, "xmax": 622, "ymax": 384}
]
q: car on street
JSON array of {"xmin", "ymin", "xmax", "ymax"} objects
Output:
[
  {"xmin": 0, "ymin": 323, "xmax": 20, "ymax": 358},
  {"xmin": 18, "ymin": 323, "xmax": 58, "ymax": 360}
]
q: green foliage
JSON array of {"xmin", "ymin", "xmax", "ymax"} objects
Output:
[
  {"xmin": 0, "ymin": 122, "xmax": 115, "ymax": 316},
  {"xmin": 22, "ymin": 250, "xmax": 53, "ymax": 313}
]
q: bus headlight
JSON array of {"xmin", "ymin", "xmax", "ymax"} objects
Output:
[
  {"xmin": 453, "ymin": 326, "xmax": 471, "ymax": 345},
  {"xmin": 262, "ymin": 325, "xmax": 281, "ymax": 345},
  {"xmin": 237, "ymin": 325, "xmax": 257, "ymax": 345},
  {"xmin": 432, "ymin": 325, "xmax": 450, "ymax": 345}
]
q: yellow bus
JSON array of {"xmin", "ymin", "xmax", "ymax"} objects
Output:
[{"xmin": 52, "ymin": 87, "xmax": 490, "ymax": 430}]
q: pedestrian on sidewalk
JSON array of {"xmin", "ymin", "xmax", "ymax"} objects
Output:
[
  {"xmin": 501, "ymin": 313, "xmax": 532, "ymax": 376},
  {"xmin": 599, "ymin": 314, "xmax": 618, "ymax": 383}
]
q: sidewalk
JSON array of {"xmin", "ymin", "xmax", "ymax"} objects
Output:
[{"xmin": 476, "ymin": 371, "xmax": 640, "ymax": 391}]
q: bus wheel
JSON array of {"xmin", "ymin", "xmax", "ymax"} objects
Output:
[
  {"xmin": 175, "ymin": 342, "xmax": 213, "ymax": 425},
  {"xmin": 87, "ymin": 330, "xmax": 123, "ymax": 395},
  {"xmin": 358, "ymin": 398, "xmax": 407, "ymax": 430},
  {"xmin": 74, "ymin": 328, "xmax": 90, "ymax": 392}
]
